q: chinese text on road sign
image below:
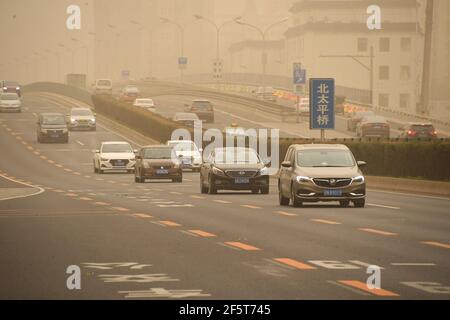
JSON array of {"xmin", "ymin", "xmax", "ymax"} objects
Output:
[{"xmin": 310, "ymin": 78, "xmax": 335, "ymax": 130}]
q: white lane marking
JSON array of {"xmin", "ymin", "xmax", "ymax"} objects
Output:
[
  {"xmin": 367, "ymin": 188, "xmax": 450, "ymax": 201},
  {"xmin": 0, "ymin": 173, "xmax": 45, "ymax": 201},
  {"xmin": 76, "ymin": 140, "xmax": 85, "ymax": 146},
  {"xmin": 367, "ymin": 203, "xmax": 400, "ymax": 210},
  {"xmin": 391, "ymin": 263, "xmax": 436, "ymax": 266}
]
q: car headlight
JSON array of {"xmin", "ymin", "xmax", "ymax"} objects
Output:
[
  {"xmin": 257, "ymin": 167, "xmax": 269, "ymax": 176},
  {"xmin": 212, "ymin": 167, "xmax": 226, "ymax": 177},
  {"xmin": 90, "ymin": 118, "xmax": 96, "ymax": 123},
  {"xmin": 70, "ymin": 118, "xmax": 77, "ymax": 123},
  {"xmin": 173, "ymin": 162, "xmax": 181, "ymax": 169},
  {"xmin": 100, "ymin": 157, "xmax": 109, "ymax": 162},
  {"xmin": 143, "ymin": 162, "xmax": 151, "ymax": 169},
  {"xmin": 296, "ymin": 176, "xmax": 312, "ymax": 183},
  {"xmin": 352, "ymin": 175, "xmax": 365, "ymax": 183}
]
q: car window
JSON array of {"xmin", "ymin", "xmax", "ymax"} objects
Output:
[
  {"xmin": 192, "ymin": 101, "xmax": 213, "ymax": 110},
  {"xmin": 284, "ymin": 148, "xmax": 293, "ymax": 162},
  {"xmin": 297, "ymin": 149, "xmax": 355, "ymax": 167},
  {"xmin": 410, "ymin": 124, "xmax": 434, "ymax": 132},
  {"xmin": 142, "ymin": 148, "xmax": 174, "ymax": 159},
  {"xmin": 42, "ymin": 115, "xmax": 66, "ymax": 125},
  {"xmin": 214, "ymin": 148, "xmax": 260, "ymax": 164},
  {"xmin": 101, "ymin": 144, "xmax": 133, "ymax": 153},
  {"xmin": 71, "ymin": 109, "xmax": 93, "ymax": 116}
]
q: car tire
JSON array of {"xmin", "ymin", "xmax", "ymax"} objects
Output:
[
  {"xmin": 200, "ymin": 175, "xmax": 208, "ymax": 194},
  {"xmin": 93, "ymin": 161, "xmax": 98, "ymax": 173},
  {"xmin": 291, "ymin": 185, "xmax": 302, "ymax": 208},
  {"xmin": 339, "ymin": 200, "xmax": 350, "ymax": 207},
  {"xmin": 208, "ymin": 176, "xmax": 217, "ymax": 194},
  {"xmin": 353, "ymin": 199, "xmax": 365, "ymax": 208},
  {"xmin": 279, "ymin": 183, "xmax": 290, "ymax": 206},
  {"xmin": 261, "ymin": 186, "xmax": 269, "ymax": 195}
]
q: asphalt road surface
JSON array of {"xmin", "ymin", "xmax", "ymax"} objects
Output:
[{"xmin": 0, "ymin": 93, "xmax": 449, "ymax": 299}]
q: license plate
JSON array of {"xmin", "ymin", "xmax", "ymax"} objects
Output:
[
  {"xmin": 324, "ymin": 189, "xmax": 342, "ymax": 196},
  {"xmin": 182, "ymin": 158, "xmax": 191, "ymax": 164},
  {"xmin": 156, "ymin": 169, "xmax": 169, "ymax": 175},
  {"xmin": 116, "ymin": 160, "xmax": 124, "ymax": 165},
  {"xmin": 51, "ymin": 134, "xmax": 60, "ymax": 138},
  {"xmin": 235, "ymin": 177, "xmax": 250, "ymax": 184}
]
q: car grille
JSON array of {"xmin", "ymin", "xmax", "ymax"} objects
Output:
[
  {"xmin": 110, "ymin": 159, "xmax": 129, "ymax": 166},
  {"xmin": 152, "ymin": 165, "xmax": 173, "ymax": 170},
  {"xmin": 47, "ymin": 130, "xmax": 63, "ymax": 134},
  {"xmin": 225, "ymin": 170, "xmax": 257, "ymax": 178},
  {"xmin": 313, "ymin": 178, "xmax": 352, "ymax": 188}
]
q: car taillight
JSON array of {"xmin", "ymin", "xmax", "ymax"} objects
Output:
[
  {"xmin": 431, "ymin": 130, "xmax": 437, "ymax": 136},
  {"xmin": 191, "ymin": 107, "xmax": 197, "ymax": 111},
  {"xmin": 208, "ymin": 107, "xmax": 213, "ymax": 111},
  {"xmin": 408, "ymin": 130, "xmax": 416, "ymax": 136}
]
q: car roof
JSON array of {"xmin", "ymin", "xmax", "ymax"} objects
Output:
[
  {"xmin": 361, "ymin": 116, "xmax": 387, "ymax": 123},
  {"xmin": 141, "ymin": 145, "xmax": 172, "ymax": 149},
  {"xmin": 71, "ymin": 107, "xmax": 91, "ymax": 111},
  {"xmin": 101, "ymin": 141, "xmax": 130, "ymax": 145},
  {"xmin": 192, "ymin": 99, "xmax": 211, "ymax": 102},
  {"xmin": 214, "ymin": 147, "xmax": 257, "ymax": 152},
  {"xmin": 289, "ymin": 144, "xmax": 350, "ymax": 150},
  {"xmin": 40, "ymin": 112, "xmax": 64, "ymax": 116},
  {"xmin": 167, "ymin": 140, "xmax": 194, "ymax": 143},
  {"xmin": 408, "ymin": 122, "xmax": 434, "ymax": 126}
]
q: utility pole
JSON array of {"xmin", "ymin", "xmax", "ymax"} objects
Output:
[{"xmin": 419, "ymin": 0, "xmax": 434, "ymax": 115}]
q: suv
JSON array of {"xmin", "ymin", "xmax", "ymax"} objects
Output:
[
  {"xmin": 184, "ymin": 99, "xmax": 214, "ymax": 123},
  {"xmin": 93, "ymin": 79, "xmax": 113, "ymax": 95},
  {"xmin": 119, "ymin": 85, "xmax": 140, "ymax": 103},
  {"xmin": 37, "ymin": 113, "xmax": 69, "ymax": 143},
  {"xmin": 278, "ymin": 144, "xmax": 366, "ymax": 208},
  {"xmin": 200, "ymin": 147, "xmax": 270, "ymax": 194},
  {"xmin": 0, "ymin": 93, "xmax": 22, "ymax": 113},
  {"xmin": 399, "ymin": 123, "xmax": 437, "ymax": 140}
]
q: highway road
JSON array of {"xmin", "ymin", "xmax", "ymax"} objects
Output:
[{"xmin": 0, "ymin": 93, "xmax": 449, "ymax": 299}]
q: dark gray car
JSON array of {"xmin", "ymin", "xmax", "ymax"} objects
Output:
[{"xmin": 37, "ymin": 113, "xmax": 69, "ymax": 143}]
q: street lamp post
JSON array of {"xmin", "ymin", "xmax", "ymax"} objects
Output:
[
  {"xmin": 161, "ymin": 17, "xmax": 185, "ymax": 82},
  {"xmin": 193, "ymin": 15, "xmax": 241, "ymax": 84},
  {"xmin": 235, "ymin": 17, "xmax": 289, "ymax": 85}
]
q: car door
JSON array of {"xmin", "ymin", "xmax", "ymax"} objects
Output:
[{"xmin": 279, "ymin": 147, "xmax": 293, "ymax": 196}]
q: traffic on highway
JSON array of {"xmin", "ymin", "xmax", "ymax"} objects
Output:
[{"xmin": 0, "ymin": 0, "xmax": 449, "ymax": 313}]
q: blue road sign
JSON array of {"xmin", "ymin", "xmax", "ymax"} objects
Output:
[
  {"xmin": 293, "ymin": 63, "xmax": 306, "ymax": 84},
  {"xmin": 310, "ymin": 78, "xmax": 335, "ymax": 130}
]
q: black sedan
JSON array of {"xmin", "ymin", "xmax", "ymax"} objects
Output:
[{"xmin": 200, "ymin": 147, "xmax": 270, "ymax": 194}]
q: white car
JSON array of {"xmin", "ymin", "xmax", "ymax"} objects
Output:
[
  {"xmin": 167, "ymin": 140, "xmax": 203, "ymax": 172},
  {"xmin": 133, "ymin": 98, "xmax": 156, "ymax": 112},
  {"xmin": 93, "ymin": 79, "xmax": 113, "ymax": 95},
  {"xmin": 0, "ymin": 93, "xmax": 21, "ymax": 113},
  {"xmin": 67, "ymin": 108, "xmax": 96, "ymax": 131},
  {"xmin": 93, "ymin": 141, "xmax": 137, "ymax": 174}
]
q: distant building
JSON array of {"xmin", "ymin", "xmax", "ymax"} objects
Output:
[{"xmin": 284, "ymin": 0, "xmax": 422, "ymax": 111}]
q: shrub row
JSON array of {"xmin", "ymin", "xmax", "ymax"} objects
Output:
[{"xmin": 92, "ymin": 95, "xmax": 450, "ymax": 181}]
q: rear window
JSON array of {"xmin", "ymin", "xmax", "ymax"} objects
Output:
[
  {"xmin": 192, "ymin": 101, "xmax": 213, "ymax": 110},
  {"xmin": 42, "ymin": 115, "xmax": 66, "ymax": 125},
  {"xmin": 97, "ymin": 80, "xmax": 111, "ymax": 86},
  {"xmin": 411, "ymin": 124, "xmax": 434, "ymax": 131}
]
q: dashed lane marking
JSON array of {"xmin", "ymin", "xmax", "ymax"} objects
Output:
[
  {"xmin": 65, "ymin": 193, "xmax": 78, "ymax": 197},
  {"xmin": 190, "ymin": 195, "xmax": 206, "ymax": 199},
  {"xmin": 359, "ymin": 228, "xmax": 398, "ymax": 236},
  {"xmin": 224, "ymin": 242, "xmax": 261, "ymax": 251},
  {"xmin": 111, "ymin": 207, "xmax": 130, "ymax": 212},
  {"xmin": 94, "ymin": 202, "xmax": 110, "ymax": 206},
  {"xmin": 214, "ymin": 200, "xmax": 231, "ymax": 204},
  {"xmin": 275, "ymin": 211, "xmax": 298, "ymax": 217},
  {"xmin": 311, "ymin": 219, "xmax": 342, "ymax": 225},
  {"xmin": 187, "ymin": 230, "xmax": 216, "ymax": 237},
  {"xmin": 391, "ymin": 263, "xmax": 436, "ymax": 266},
  {"xmin": 159, "ymin": 221, "xmax": 182, "ymax": 227},
  {"xmin": 367, "ymin": 203, "xmax": 400, "ymax": 210},
  {"xmin": 78, "ymin": 197, "xmax": 93, "ymax": 201},
  {"xmin": 421, "ymin": 241, "xmax": 450, "ymax": 250},
  {"xmin": 338, "ymin": 280, "xmax": 400, "ymax": 297},
  {"xmin": 170, "ymin": 192, "xmax": 183, "ymax": 195},
  {"xmin": 133, "ymin": 213, "xmax": 153, "ymax": 219},
  {"xmin": 76, "ymin": 140, "xmax": 84, "ymax": 146},
  {"xmin": 241, "ymin": 204, "xmax": 262, "ymax": 209},
  {"xmin": 273, "ymin": 258, "xmax": 316, "ymax": 270}
]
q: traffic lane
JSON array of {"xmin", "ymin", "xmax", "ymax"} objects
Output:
[{"xmin": 0, "ymin": 180, "xmax": 366, "ymax": 299}]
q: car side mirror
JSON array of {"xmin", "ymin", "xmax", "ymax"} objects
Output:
[
  {"xmin": 199, "ymin": 148, "xmax": 203, "ymax": 153},
  {"xmin": 281, "ymin": 161, "xmax": 292, "ymax": 168},
  {"xmin": 262, "ymin": 157, "xmax": 271, "ymax": 166},
  {"xmin": 357, "ymin": 161, "xmax": 367, "ymax": 167},
  {"xmin": 94, "ymin": 149, "xmax": 100, "ymax": 153},
  {"xmin": 135, "ymin": 155, "xmax": 142, "ymax": 160}
]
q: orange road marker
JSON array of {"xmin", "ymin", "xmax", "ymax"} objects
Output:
[
  {"xmin": 225, "ymin": 242, "xmax": 260, "ymax": 251},
  {"xmin": 159, "ymin": 220, "xmax": 181, "ymax": 227},
  {"xmin": 421, "ymin": 241, "xmax": 450, "ymax": 250},
  {"xmin": 188, "ymin": 230, "xmax": 216, "ymax": 237},
  {"xmin": 338, "ymin": 280, "xmax": 399, "ymax": 297},
  {"xmin": 359, "ymin": 228, "xmax": 397, "ymax": 236},
  {"xmin": 274, "ymin": 258, "xmax": 316, "ymax": 270}
]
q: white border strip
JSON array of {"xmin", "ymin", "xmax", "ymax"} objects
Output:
[{"xmin": 0, "ymin": 173, "xmax": 45, "ymax": 201}]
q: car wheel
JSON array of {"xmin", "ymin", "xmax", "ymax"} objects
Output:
[
  {"xmin": 339, "ymin": 200, "xmax": 350, "ymax": 207},
  {"xmin": 353, "ymin": 199, "xmax": 365, "ymax": 208},
  {"xmin": 291, "ymin": 185, "xmax": 302, "ymax": 207},
  {"xmin": 279, "ymin": 184, "xmax": 290, "ymax": 206},
  {"xmin": 208, "ymin": 175, "xmax": 217, "ymax": 194},
  {"xmin": 93, "ymin": 161, "xmax": 98, "ymax": 173},
  {"xmin": 261, "ymin": 186, "xmax": 269, "ymax": 195}
]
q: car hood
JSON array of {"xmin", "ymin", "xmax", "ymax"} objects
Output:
[
  {"xmin": 41, "ymin": 124, "xmax": 67, "ymax": 129},
  {"xmin": 214, "ymin": 163, "xmax": 265, "ymax": 171},
  {"xmin": 296, "ymin": 166, "xmax": 361, "ymax": 178},
  {"xmin": 174, "ymin": 150, "xmax": 201, "ymax": 158},
  {"xmin": 72, "ymin": 116, "xmax": 94, "ymax": 121},
  {"xmin": 0, "ymin": 100, "xmax": 21, "ymax": 105},
  {"xmin": 142, "ymin": 159, "xmax": 179, "ymax": 166},
  {"xmin": 101, "ymin": 152, "xmax": 135, "ymax": 160}
]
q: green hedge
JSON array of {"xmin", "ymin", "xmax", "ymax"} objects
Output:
[
  {"xmin": 92, "ymin": 95, "xmax": 450, "ymax": 181},
  {"xmin": 92, "ymin": 95, "xmax": 194, "ymax": 143}
]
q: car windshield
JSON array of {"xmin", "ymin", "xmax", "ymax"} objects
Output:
[
  {"xmin": 97, "ymin": 80, "xmax": 111, "ymax": 86},
  {"xmin": 297, "ymin": 149, "xmax": 355, "ymax": 167},
  {"xmin": 214, "ymin": 148, "xmax": 260, "ymax": 164},
  {"xmin": 42, "ymin": 115, "xmax": 65, "ymax": 125},
  {"xmin": 168, "ymin": 141, "xmax": 198, "ymax": 152},
  {"xmin": 3, "ymin": 82, "xmax": 19, "ymax": 87},
  {"xmin": 102, "ymin": 144, "xmax": 132, "ymax": 153},
  {"xmin": 362, "ymin": 116, "xmax": 387, "ymax": 124},
  {"xmin": 355, "ymin": 111, "xmax": 374, "ymax": 118},
  {"xmin": 1, "ymin": 94, "xmax": 19, "ymax": 100},
  {"xmin": 192, "ymin": 101, "xmax": 212, "ymax": 110},
  {"xmin": 72, "ymin": 109, "xmax": 93, "ymax": 116},
  {"xmin": 125, "ymin": 87, "xmax": 139, "ymax": 92},
  {"xmin": 143, "ymin": 148, "xmax": 173, "ymax": 159}
]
